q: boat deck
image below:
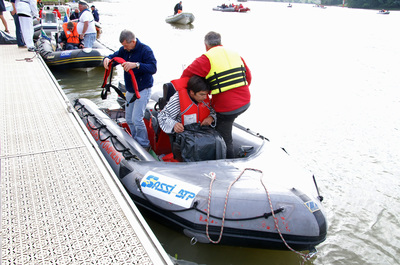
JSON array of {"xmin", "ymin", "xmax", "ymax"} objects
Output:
[{"xmin": 0, "ymin": 18, "xmax": 172, "ymax": 265}]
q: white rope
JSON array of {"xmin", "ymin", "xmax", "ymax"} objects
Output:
[{"xmin": 259, "ymin": 171, "xmax": 314, "ymax": 263}]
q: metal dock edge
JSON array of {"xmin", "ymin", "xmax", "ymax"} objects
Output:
[{"xmin": 0, "ymin": 43, "xmax": 173, "ymax": 264}]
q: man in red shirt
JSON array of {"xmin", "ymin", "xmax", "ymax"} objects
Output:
[{"xmin": 181, "ymin": 31, "xmax": 252, "ymax": 158}]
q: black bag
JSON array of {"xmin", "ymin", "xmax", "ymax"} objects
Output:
[{"xmin": 174, "ymin": 123, "xmax": 226, "ymax": 162}]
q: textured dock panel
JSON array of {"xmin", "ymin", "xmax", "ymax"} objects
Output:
[{"xmin": 0, "ymin": 44, "xmax": 171, "ymax": 264}]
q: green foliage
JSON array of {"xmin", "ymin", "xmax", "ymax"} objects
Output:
[
  {"xmin": 321, "ymin": 0, "xmax": 343, "ymax": 5},
  {"xmin": 345, "ymin": 0, "xmax": 400, "ymax": 8}
]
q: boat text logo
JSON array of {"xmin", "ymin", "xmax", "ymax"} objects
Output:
[{"xmin": 140, "ymin": 171, "xmax": 202, "ymax": 208}]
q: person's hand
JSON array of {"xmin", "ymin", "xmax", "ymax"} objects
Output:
[
  {"xmin": 103, "ymin": 57, "xmax": 110, "ymax": 69},
  {"xmin": 200, "ymin": 116, "xmax": 214, "ymax": 126},
  {"xmin": 173, "ymin": 123, "xmax": 184, "ymax": 133},
  {"xmin": 121, "ymin": 62, "xmax": 136, "ymax": 72}
]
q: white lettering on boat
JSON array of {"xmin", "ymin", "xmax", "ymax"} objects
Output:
[{"xmin": 140, "ymin": 171, "xmax": 201, "ymax": 208}]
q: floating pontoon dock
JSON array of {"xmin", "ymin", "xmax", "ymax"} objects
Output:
[{"xmin": 0, "ymin": 19, "xmax": 173, "ymax": 264}]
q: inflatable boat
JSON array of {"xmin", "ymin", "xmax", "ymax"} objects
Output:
[
  {"xmin": 165, "ymin": 12, "xmax": 195, "ymax": 25},
  {"xmin": 35, "ymin": 36, "xmax": 110, "ymax": 70},
  {"xmin": 73, "ymin": 63, "xmax": 327, "ymax": 252},
  {"xmin": 213, "ymin": 5, "xmax": 250, "ymax": 12}
]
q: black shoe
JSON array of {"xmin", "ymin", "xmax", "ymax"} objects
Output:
[{"xmin": 27, "ymin": 47, "xmax": 36, "ymax": 52}]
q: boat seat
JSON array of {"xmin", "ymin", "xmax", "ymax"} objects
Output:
[
  {"xmin": 42, "ymin": 12, "xmax": 57, "ymax": 23},
  {"xmin": 155, "ymin": 83, "xmax": 176, "ymax": 111}
]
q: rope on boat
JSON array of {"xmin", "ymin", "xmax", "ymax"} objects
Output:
[
  {"xmin": 205, "ymin": 168, "xmax": 261, "ymax": 244},
  {"xmin": 15, "ymin": 51, "xmax": 38, "ymax": 62},
  {"xmin": 259, "ymin": 171, "xmax": 315, "ymax": 263},
  {"xmin": 74, "ymin": 102, "xmax": 139, "ymax": 160}
]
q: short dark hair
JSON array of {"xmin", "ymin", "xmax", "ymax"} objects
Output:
[
  {"xmin": 67, "ymin": 22, "xmax": 74, "ymax": 29},
  {"xmin": 187, "ymin": 75, "xmax": 210, "ymax": 94},
  {"xmin": 119, "ymin": 29, "xmax": 135, "ymax": 43},
  {"xmin": 204, "ymin": 31, "xmax": 221, "ymax": 47}
]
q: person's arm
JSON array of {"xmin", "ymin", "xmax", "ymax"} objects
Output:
[
  {"xmin": 158, "ymin": 93, "xmax": 182, "ymax": 133},
  {"xmin": 103, "ymin": 48, "xmax": 122, "ymax": 69},
  {"xmin": 181, "ymin": 55, "xmax": 211, "ymax": 78},
  {"xmin": 80, "ymin": 21, "xmax": 89, "ymax": 40},
  {"xmin": 132, "ymin": 46, "xmax": 157, "ymax": 74},
  {"xmin": 30, "ymin": 0, "xmax": 39, "ymax": 19},
  {"xmin": 201, "ymin": 99, "xmax": 216, "ymax": 127}
]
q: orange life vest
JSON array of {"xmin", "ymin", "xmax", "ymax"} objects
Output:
[
  {"xmin": 62, "ymin": 22, "xmax": 79, "ymax": 44},
  {"xmin": 172, "ymin": 78, "xmax": 211, "ymax": 126}
]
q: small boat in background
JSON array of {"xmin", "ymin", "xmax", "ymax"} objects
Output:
[
  {"xmin": 213, "ymin": 4, "xmax": 250, "ymax": 12},
  {"xmin": 35, "ymin": 35, "xmax": 111, "ymax": 70},
  {"xmin": 378, "ymin": 9, "xmax": 390, "ymax": 14},
  {"xmin": 165, "ymin": 12, "xmax": 195, "ymax": 25}
]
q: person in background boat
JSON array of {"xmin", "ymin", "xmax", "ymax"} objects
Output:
[
  {"xmin": 158, "ymin": 75, "xmax": 216, "ymax": 161},
  {"xmin": 0, "ymin": 0, "xmax": 9, "ymax": 33},
  {"xmin": 91, "ymin": 5, "xmax": 99, "ymax": 22},
  {"xmin": 70, "ymin": 8, "xmax": 79, "ymax": 20},
  {"xmin": 10, "ymin": 0, "xmax": 25, "ymax": 47},
  {"xmin": 36, "ymin": 0, "xmax": 43, "ymax": 11},
  {"xmin": 174, "ymin": 1, "xmax": 182, "ymax": 15},
  {"xmin": 15, "ymin": 0, "xmax": 39, "ymax": 52},
  {"xmin": 58, "ymin": 21, "xmax": 83, "ymax": 50},
  {"xmin": 181, "ymin": 31, "xmax": 252, "ymax": 158},
  {"xmin": 103, "ymin": 29, "xmax": 157, "ymax": 151},
  {"xmin": 77, "ymin": 0, "xmax": 96, "ymax": 48},
  {"xmin": 52, "ymin": 6, "xmax": 61, "ymax": 19}
]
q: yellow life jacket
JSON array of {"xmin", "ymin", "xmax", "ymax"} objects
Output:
[{"xmin": 205, "ymin": 46, "xmax": 247, "ymax": 95}]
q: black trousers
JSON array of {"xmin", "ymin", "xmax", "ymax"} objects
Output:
[{"xmin": 215, "ymin": 110, "xmax": 246, "ymax": 158}]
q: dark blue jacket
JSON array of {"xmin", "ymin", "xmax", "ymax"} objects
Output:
[
  {"xmin": 92, "ymin": 9, "xmax": 99, "ymax": 22},
  {"xmin": 108, "ymin": 39, "xmax": 157, "ymax": 93}
]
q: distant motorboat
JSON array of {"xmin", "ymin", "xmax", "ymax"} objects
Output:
[
  {"xmin": 165, "ymin": 12, "xmax": 195, "ymax": 25},
  {"xmin": 378, "ymin": 9, "xmax": 390, "ymax": 14},
  {"xmin": 213, "ymin": 4, "xmax": 250, "ymax": 12}
]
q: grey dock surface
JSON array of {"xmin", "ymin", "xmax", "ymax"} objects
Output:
[{"xmin": 0, "ymin": 30, "xmax": 173, "ymax": 264}]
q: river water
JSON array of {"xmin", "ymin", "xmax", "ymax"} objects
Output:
[{"xmin": 53, "ymin": 0, "xmax": 400, "ymax": 264}]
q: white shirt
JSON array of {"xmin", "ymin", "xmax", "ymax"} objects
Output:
[
  {"xmin": 77, "ymin": 9, "xmax": 96, "ymax": 34},
  {"xmin": 15, "ymin": 0, "xmax": 38, "ymax": 18}
]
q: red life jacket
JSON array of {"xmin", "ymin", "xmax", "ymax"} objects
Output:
[
  {"xmin": 171, "ymin": 78, "xmax": 211, "ymax": 126},
  {"xmin": 62, "ymin": 22, "xmax": 79, "ymax": 44},
  {"xmin": 102, "ymin": 57, "xmax": 140, "ymax": 100}
]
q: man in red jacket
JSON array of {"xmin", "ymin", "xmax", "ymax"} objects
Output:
[{"xmin": 181, "ymin": 31, "xmax": 252, "ymax": 158}]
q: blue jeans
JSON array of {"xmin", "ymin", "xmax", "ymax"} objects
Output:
[
  {"xmin": 83, "ymin": 33, "xmax": 96, "ymax": 48},
  {"xmin": 125, "ymin": 88, "xmax": 152, "ymax": 147},
  {"xmin": 12, "ymin": 13, "xmax": 25, "ymax": 46}
]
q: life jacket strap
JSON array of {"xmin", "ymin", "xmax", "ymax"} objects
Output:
[
  {"xmin": 101, "ymin": 57, "xmax": 141, "ymax": 101},
  {"xmin": 206, "ymin": 66, "xmax": 247, "ymax": 93}
]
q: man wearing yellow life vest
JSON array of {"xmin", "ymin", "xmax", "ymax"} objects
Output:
[
  {"xmin": 181, "ymin": 31, "xmax": 252, "ymax": 158},
  {"xmin": 58, "ymin": 21, "xmax": 83, "ymax": 50}
]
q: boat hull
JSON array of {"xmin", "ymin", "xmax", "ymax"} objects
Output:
[
  {"xmin": 166, "ymin": 12, "xmax": 195, "ymax": 25},
  {"xmin": 74, "ymin": 98, "xmax": 327, "ymax": 250},
  {"xmin": 35, "ymin": 37, "xmax": 110, "ymax": 70}
]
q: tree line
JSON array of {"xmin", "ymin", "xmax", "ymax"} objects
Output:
[{"xmin": 322, "ymin": 0, "xmax": 400, "ymax": 8}]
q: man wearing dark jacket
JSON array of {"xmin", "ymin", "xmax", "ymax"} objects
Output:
[
  {"xmin": 91, "ymin": 5, "xmax": 99, "ymax": 22},
  {"xmin": 174, "ymin": 1, "xmax": 182, "ymax": 14},
  {"xmin": 103, "ymin": 30, "xmax": 157, "ymax": 150}
]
